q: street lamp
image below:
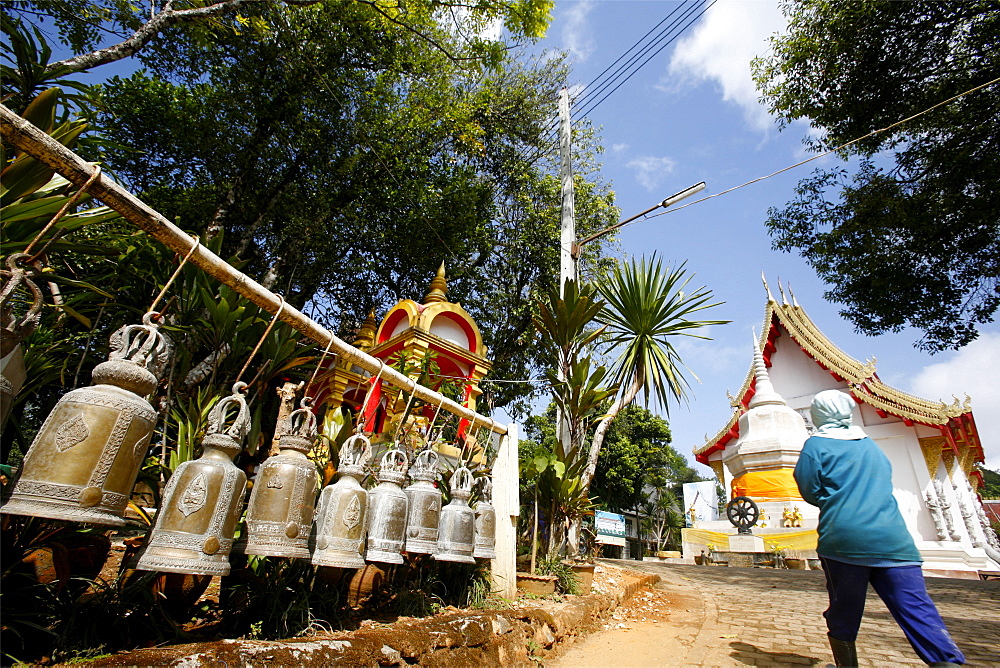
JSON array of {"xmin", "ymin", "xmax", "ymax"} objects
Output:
[{"xmin": 572, "ymin": 181, "xmax": 706, "ymax": 258}]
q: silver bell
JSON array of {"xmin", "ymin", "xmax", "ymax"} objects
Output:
[
  {"xmin": 136, "ymin": 382, "xmax": 249, "ymax": 576},
  {"xmin": 243, "ymin": 400, "xmax": 320, "ymax": 559},
  {"xmin": 312, "ymin": 434, "xmax": 371, "ymax": 569},
  {"xmin": 364, "ymin": 447, "xmax": 409, "ymax": 564},
  {"xmin": 403, "ymin": 450, "xmax": 441, "ymax": 555},
  {"xmin": 435, "ymin": 466, "xmax": 475, "ymax": 563},
  {"xmin": 1, "ymin": 312, "xmax": 171, "ymax": 525},
  {"xmin": 473, "ymin": 477, "xmax": 496, "ymax": 560}
]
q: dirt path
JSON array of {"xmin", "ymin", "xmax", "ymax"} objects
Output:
[{"xmin": 550, "ymin": 567, "xmax": 730, "ymax": 668}]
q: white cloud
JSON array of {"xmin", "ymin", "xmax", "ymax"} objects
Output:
[
  {"xmin": 611, "ymin": 143, "xmax": 629, "ymax": 154},
  {"xmin": 667, "ymin": 0, "xmax": 787, "ymax": 132},
  {"xmin": 561, "ymin": 0, "xmax": 596, "ymax": 62},
  {"xmin": 909, "ymin": 332, "xmax": 1000, "ymax": 470},
  {"xmin": 626, "ymin": 155, "xmax": 677, "ymax": 191}
]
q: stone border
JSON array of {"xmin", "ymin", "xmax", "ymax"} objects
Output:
[{"xmin": 84, "ymin": 570, "xmax": 661, "ymax": 667}]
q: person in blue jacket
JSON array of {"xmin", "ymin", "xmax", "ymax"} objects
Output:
[{"xmin": 793, "ymin": 390, "xmax": 964, "ymax": 668}]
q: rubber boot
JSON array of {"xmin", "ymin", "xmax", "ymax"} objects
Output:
[{"xmin": 828, "ymin": 634, "xmax": 858, "ymax": 668}]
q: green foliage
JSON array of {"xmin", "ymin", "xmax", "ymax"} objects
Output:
[
  {"xmin": 535, "ymin": 556, "xmax": 579, "ymax": 595},
  {"xmin": 978, "ymin": 466, "xmax": 1000, "ymax": 499},
  {"xmin": 595, "ymin": 255, "xmax": 728, "ymax": 411},
  {"xmin": 753, "ymin": 0, "xmax": 1000, "ymax": 351},
  {"xmin": 591, "ymin": 404, "xmax": 690, "ymax": 512}
]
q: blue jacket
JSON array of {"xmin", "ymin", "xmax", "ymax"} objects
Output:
[{"xmin": 794, "ymin": 435, "xmax": 922, "ymax": 562}]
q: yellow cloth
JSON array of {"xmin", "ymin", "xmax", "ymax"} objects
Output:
[
  {"xmin": 682, "ymin": 528, "xmax": 818, "ymax": 551},
  {"xmin": 731, "ymin": 468, "xmax": 802, "ymax": 500}
]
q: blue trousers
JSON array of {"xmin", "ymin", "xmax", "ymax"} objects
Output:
[{"xmin": 821, "ymin": 557, "xmax": 965, "ymax": 664}]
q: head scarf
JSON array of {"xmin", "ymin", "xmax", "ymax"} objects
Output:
[{"xmin": 810, "ymin": 390, "xmax": 867, "ymax": 440}]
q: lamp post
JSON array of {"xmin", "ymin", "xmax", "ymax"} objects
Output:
[{"xmin": 572, "ymin": 181, "xmax": 706, "ymax": 260}]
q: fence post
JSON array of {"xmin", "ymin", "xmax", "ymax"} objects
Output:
[{"xmin": 491, "ymin": 422, "xmax": 520, "ymax": 599}]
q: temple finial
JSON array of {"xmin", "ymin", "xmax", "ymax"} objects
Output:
[
  {"xmin": 750, "ymin": 331, "xmax": 785, "ymax": 409},
  {"xmin": 777, "ymin": 279, "xmax": 789, "ymax": 306},
  {"xmin": 354, "ymin": 309, "xmax": 378, "ymax": 350},
  {"xmin": 761, "ymin": 273, "xmax": 776, "ymax": 303},
  {"xmin": 423, "ymin": 262, "xmax": 448, "ymax": 304},
  {"xmin": 787, "ymin": 282, "xmax": 800, "ymax": 308}
]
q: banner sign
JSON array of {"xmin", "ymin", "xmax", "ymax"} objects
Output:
[
  {"xmin": 683, "ymin": 481, "xmax": 719, "ymax": 526},
  {"xmin": 595, "ymin": 510, "xmax": 626, "ymax": 546}
]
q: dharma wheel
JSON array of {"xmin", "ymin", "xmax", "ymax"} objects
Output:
[{"xmin": 1, "ymin": 312, "xmax": 171, "ymax": 526}]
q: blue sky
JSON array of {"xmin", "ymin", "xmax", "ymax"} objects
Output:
[{"xmin": 519, "ymin": 0, "xmax": 1000, "ymax": 472}]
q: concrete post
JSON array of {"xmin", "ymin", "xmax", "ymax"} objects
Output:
[{"xmin": 491, "ymin": 422, "xmax": 520, "ymax": 599}]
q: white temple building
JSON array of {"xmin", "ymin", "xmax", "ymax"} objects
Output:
[{"xmin": 689, "ymin": 279, "xmax": 1000, "ymax": 578}]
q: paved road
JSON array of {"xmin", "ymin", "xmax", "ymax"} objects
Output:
[{"xmin": 556, "ymin": 560, "xmax": 1000, "ymax": 667}]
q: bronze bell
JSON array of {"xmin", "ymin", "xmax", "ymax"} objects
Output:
[
  {"xmin": 243, "ymin": 400, "xmax": 320, "ymax": 559},
  {"xmin": 403, "ymin": 450, "xmax": 441, "ymax": 555},
  {"xmin": 435, "ymin": 466, "xmax": 475, "ymax": 563},
  {"xmin": 364, "ymin": 447, "xmax": 409, "ymax": 564},
  {"xmin": 1, "ymin": 254, "xmax": 43, "ymax": 427},
  {"xmin": 473, "ymin": 477, "xmax": 496, "ymax": 560},
  {"xmin": 136, "ymin": 382, "xmax": 250, "ymax": 576},
  {"xmin": 312, "ymin": 434, "xmax": 371, "ymax": 569},
  {"xmin": 1, "ymin": 312, "xmax": 171, "ymax": 525}
]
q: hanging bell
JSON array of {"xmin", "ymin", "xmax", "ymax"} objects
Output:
[
  {"xmin": 403, "ymin": 450, "xmax": 441, "ymax": 555},
  {"xmin": 364, "ymin": 447, "xmax": 409, "ymax": 564},
  {"xmin": 243, "ymin": 399, "xmax": 320, "ymax": 559},
  {"xmin": 136, "ymin": 382, "xmax": 250, "ymax": 576},
  {"xmin": 435, "ymin": 466, "xmax": 475, "ymax": 564},
  {"xmin": 1, "ymin": 312, "xmax": 171, "ymax": 525},
  {"xmin": 473, "ymin": 477, "xmax": 496, "ymax": 560},
  {"xmin": 1, "ymin": 254, "xmax": 43, "ymax": 427},
  {"xmin": 312, "ymin": 434, "xmax": 371, "ymax": 569}
]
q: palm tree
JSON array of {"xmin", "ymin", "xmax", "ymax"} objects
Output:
[{"xmin": 581, "ymin": 255, "xmax": 728, "ymax": 495}]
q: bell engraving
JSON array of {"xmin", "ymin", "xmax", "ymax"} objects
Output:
[
  {"xmin": 136, "ymin": 382, "xmax": 249, "ymax": 576},
  {"xmin": 343, "ymin": 494, "xmax": 362, "ymax": 530},
  {"xmin": 435, "ymin": 466, "xmax": 476, "ymax": 563},
  {"xmin": 243, "ymin": 400, "xmax": 321, "ymax": 559},
  {"xmin": 313, "ymin": 434, "xmax": 372, "ymax": 569},
  {"xmin": 55, "ymin": 415, "xmax": 90, "ymax": 452},
  {"xmin": 178, "ymin": 473, "xmax": 209, "ymax": 517},
  {"xmin": 1, "ymin": 312, "xmax": 171, "ymax": 526}
]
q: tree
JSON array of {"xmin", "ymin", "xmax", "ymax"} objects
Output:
[
  {"xmin": 6, "ymin": 1, "xmax": 619, "ymax": 413},
  {"xmin": 11, "ymin": 0, "xmax": 553, "ymax": 75},
  {"xmin": 978, "ymin": 466, "xmax": 1000, "ymax": 500},
  {"xmin": 753, "ymin": 0, "xmax": 1000, "ymax": 351},
  {"xmin": 582, "ymin": 256, "xmax": 727, "ymax": 495}
]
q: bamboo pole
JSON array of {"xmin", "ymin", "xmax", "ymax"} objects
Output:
[{"xmin": 1, "ymin": 104, "xmax": 505, "ymax": 434}]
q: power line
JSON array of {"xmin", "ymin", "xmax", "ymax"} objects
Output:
[
  {"xmin": 530, "ymin": 0, "xmax": 714, "ymax": 161},
  {"xmin": 626, "ymin": 76, "xmax": 1000, "ymax": 228},
  {"xmin": 575, "ymin": 0, "xmax": 717, "ymax": 120}
]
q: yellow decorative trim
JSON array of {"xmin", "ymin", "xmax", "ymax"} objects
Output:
[
  {"xmin": 918, "ymin": 437, "xmax": 946, "ymax": 479},
  {"xmin": 941, "ymin": 450, "xmax": 955, "ymax": 479},
  {"xmin": 709, "ymin": 460, "xmax": 726, "ymax": 484}
]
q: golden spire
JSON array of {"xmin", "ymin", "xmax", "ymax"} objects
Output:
[
  {"xmin": 353, "ymin": 309, "xmax": 378, "ymax": 351},
  {"xmin": 423, "ymin": 262, "xmax": 448, "ymax": 304}
]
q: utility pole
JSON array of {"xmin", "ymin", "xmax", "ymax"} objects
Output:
[{"xmin": 558, "ymin": 88, "xmax": 576, "ymax": 296}]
